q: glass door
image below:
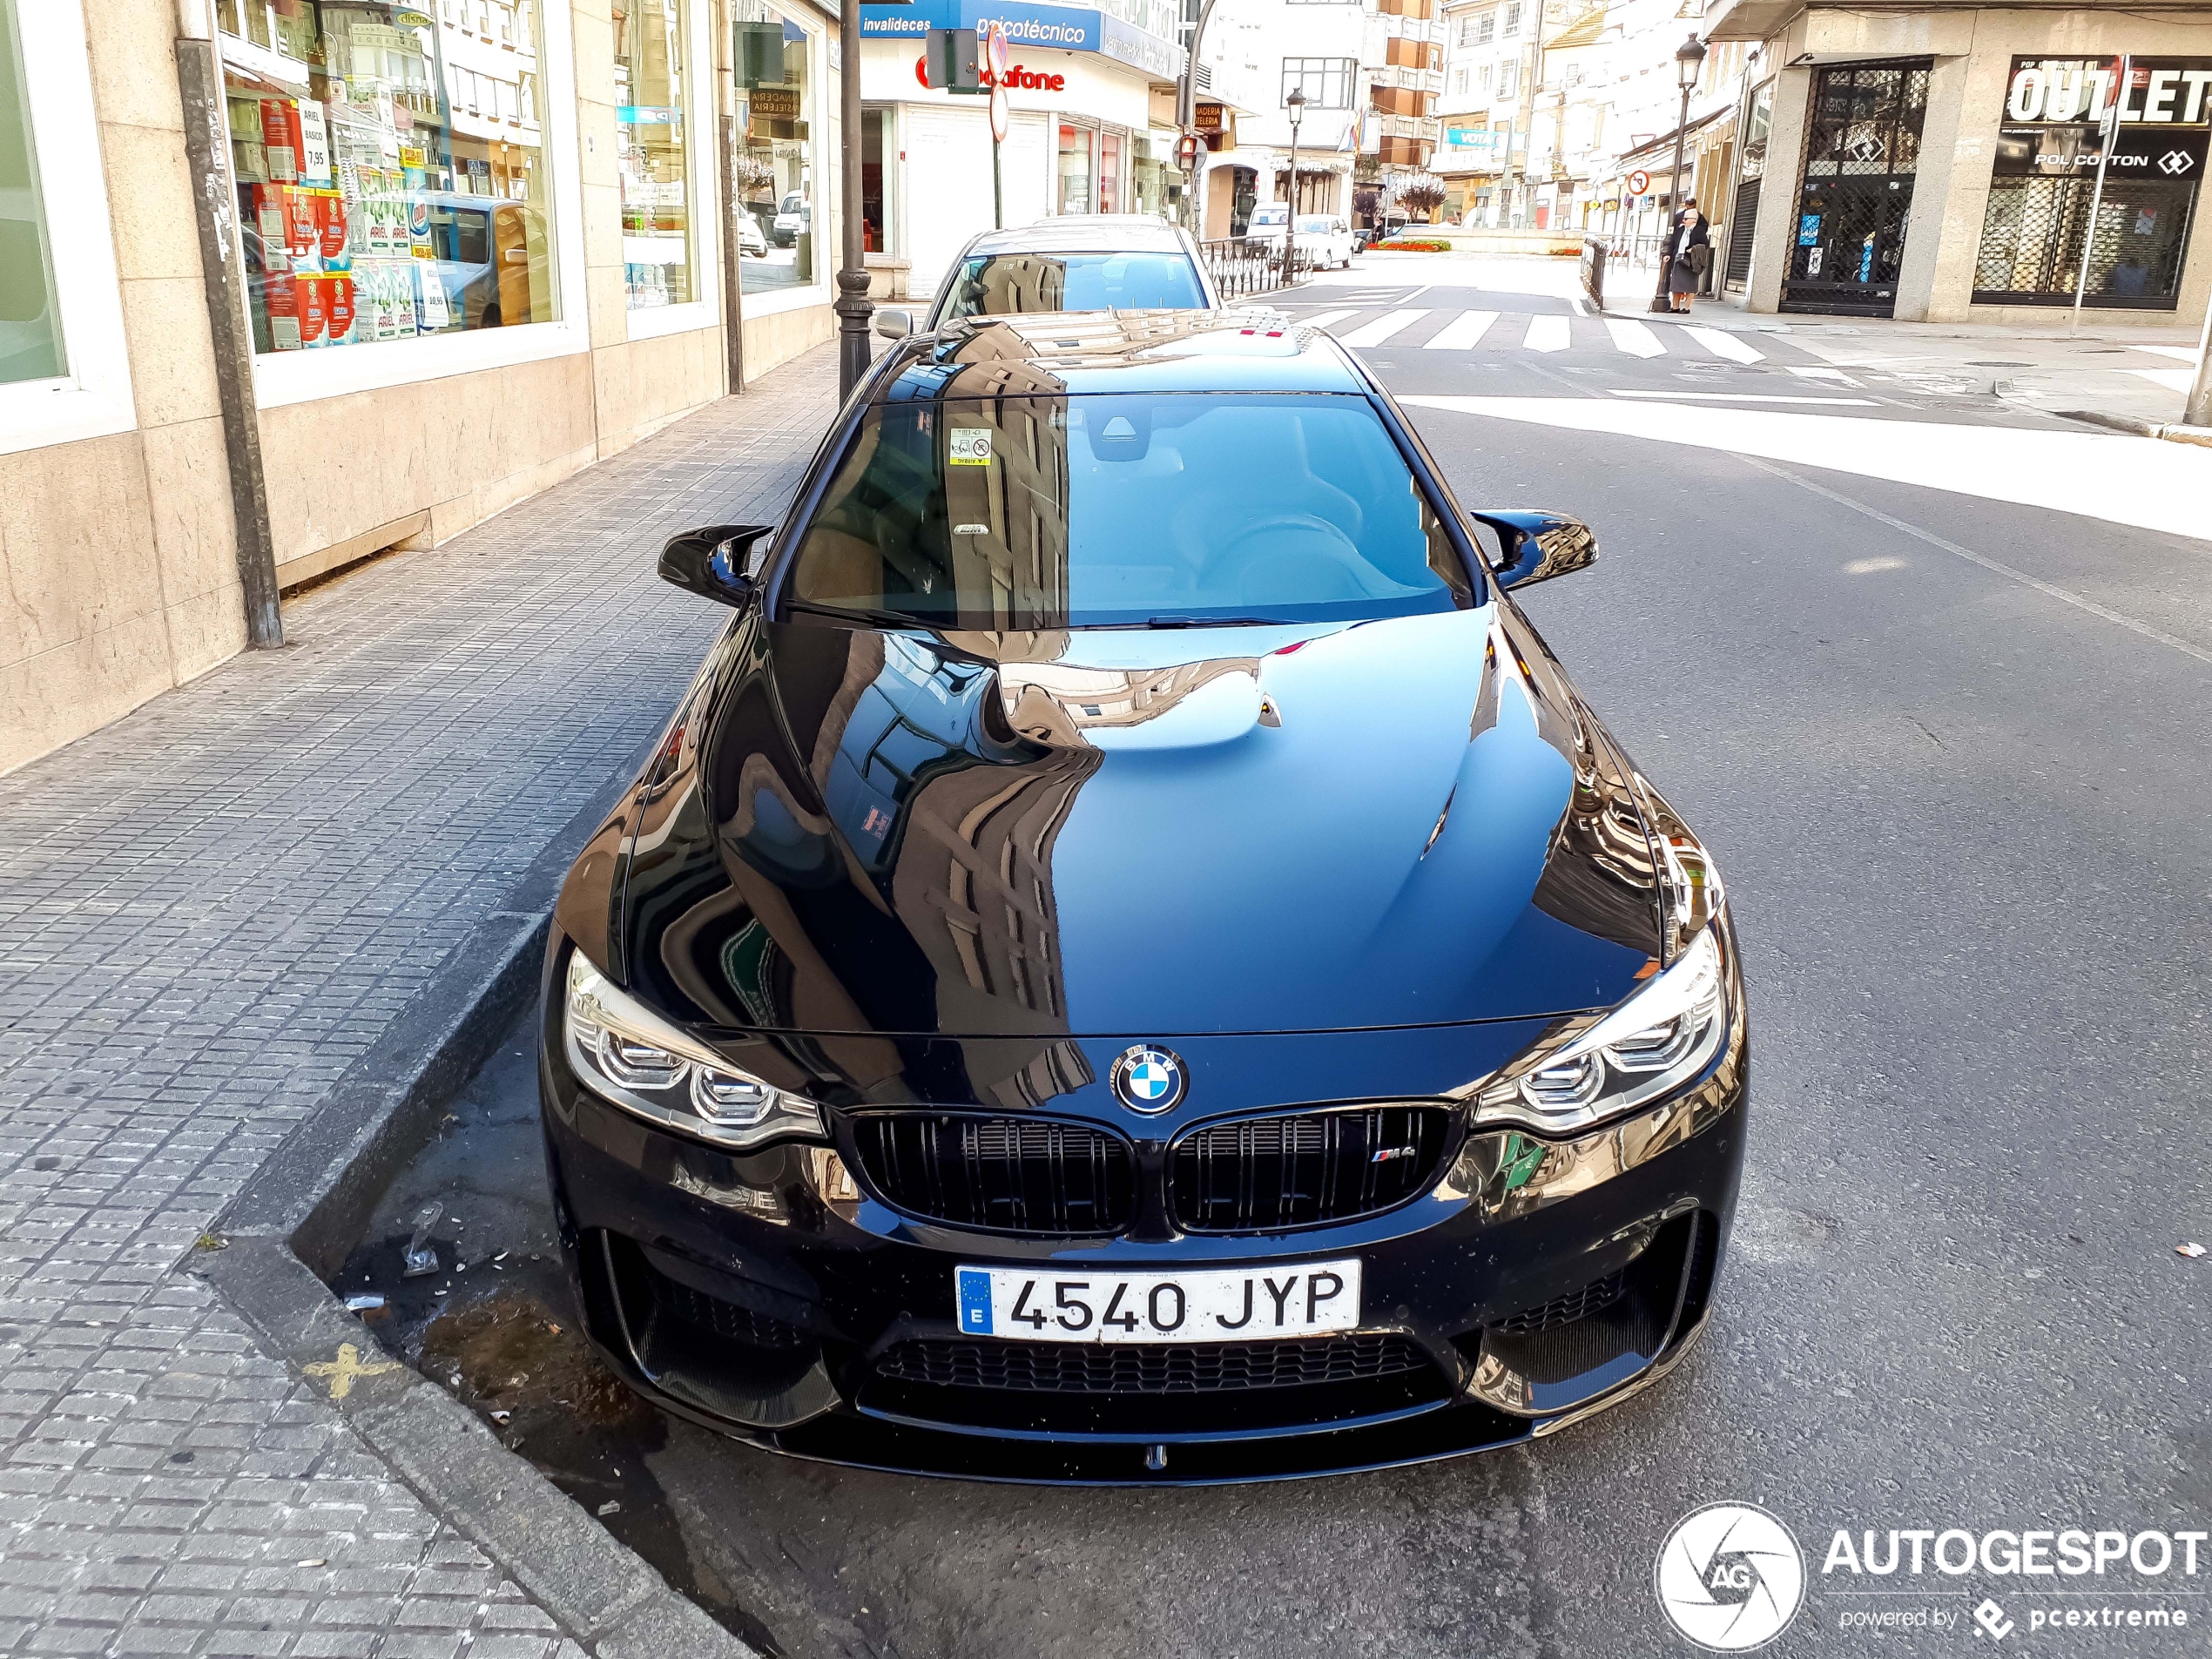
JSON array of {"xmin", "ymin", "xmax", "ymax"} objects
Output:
[{"xmin": 1782, "ymin": 59, "xmax": 1931, "ymax": 315}]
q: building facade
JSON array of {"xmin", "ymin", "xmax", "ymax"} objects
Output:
[
  {"xmin": 1706, "ymin": 0, "xmax": 2212, "ymax": 321},
  {"xmin": 3, "ymin": 0, "xmax": 841, "ymax": 774},
  {"xmin": 855, "ymin": 0, "xmax": 1187, "ymax": 296},
  {"xmin": 1190, "ymin": 0, "xmax": 1440, "ymax": 237}
]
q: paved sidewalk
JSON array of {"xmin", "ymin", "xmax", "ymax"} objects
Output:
[{"xmin": 0, "ymin": 346, "xmax": 840, "ymax": 1657}]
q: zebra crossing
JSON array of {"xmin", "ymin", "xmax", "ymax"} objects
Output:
[{"xmin": 1280, "ymin": 302, "xmax": 1797, "ymax": 368}]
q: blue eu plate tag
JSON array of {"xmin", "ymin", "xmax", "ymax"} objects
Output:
[{"xmin": 956, "ymin": 1266, "xmax": 994, "ymax": 1336}]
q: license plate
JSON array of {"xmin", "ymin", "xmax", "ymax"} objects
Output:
[{"xmin": 954, "ymin": 1260, "xmax": 1362, "ymax": 1344}]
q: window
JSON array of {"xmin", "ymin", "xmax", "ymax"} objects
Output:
[
  {"xmin": 1477, "ymin": 11, "xmax": 1495, "ymax": 44},
  {"xmin": 1502, "ymin": 2, "xmax": 1521, "ymax": 35},
  {"xmin": 1480, "ymin": 63, "xmax": 1493, "ymax": 92},
  {"xmin": 1099, "ymin": 131, "xmax": 1123, "ymax": 213},
  {"xmin": 1452, "ymin": 66, "xmax": 1467, "ymax": 93},
  {"xmin": 1281, "ymin": 58, "xmax": 1356, "ymax": 109},
  {"xmin": 939, "ymin": 253, "xmax": 1206, "ymax": 320},
  {"xmin": 217, "ymin": 3, "xmax": 562, "ymax": 352},
  {"xmin": 0, "ymin": 0, "xmax": 63, "ymax": 384},
  {"xmin": 789, "ymin": 395, "xmax": 1473, "ymax": 631},
  {"xmin": 1058, "ymin": 123, "xmax": 1095, "ymax": 212},
  {"xmin": 614, "ymin": 0, "xmax": 693, "ymax": 309},
  {"xmin": 733, "ymin": 1, "xmax": 814, "ymax": 293},
  {"xmin": 1455, "ymin": 15, "xmax": 1479, "ymax": 45},
  {"xmin": 1499, "ymin": 59, "xmax": 1518, "ymax": 99}
]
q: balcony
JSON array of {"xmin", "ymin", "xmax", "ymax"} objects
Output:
[
  {"xmin": 1371, "ymin": 64, "xmax": 1443, "ymax": 93},
  {"xmin": 1378, "ymin": 112, "xmax": 1442, "ymax": 142},
  {"xmin": 1377, "ymin": 13, "xmax": 1438, "ymax": 43}
]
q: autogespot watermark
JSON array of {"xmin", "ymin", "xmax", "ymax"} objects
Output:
[{"xmin": 1656, "ymin": 1512, "xmax": 2207, "ymax": 1647}]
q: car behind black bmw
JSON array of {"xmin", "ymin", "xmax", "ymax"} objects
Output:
[{"xmin": 538, "ymin": 308, "xmax": 1747, "ymax": 1483}]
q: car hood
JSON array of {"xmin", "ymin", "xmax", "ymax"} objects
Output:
[{"xmin": 609, "ymin": 605, "xmax": 1664, "ymax": 1052}]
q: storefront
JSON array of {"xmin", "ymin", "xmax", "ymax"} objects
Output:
[
  {"xmin": 0, "ymin": 0, "xmax": 848, "ymax": 774},
  {"xmin": 858, "ymin": 0, "xmax": 1184, "ymax": 295},
  {"xmin": 1707, "ymin": 1, "xmax": 2212, "ymax": 324}
]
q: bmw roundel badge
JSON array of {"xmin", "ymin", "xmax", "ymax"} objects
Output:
[{"xmin": 1110, "ymin": 1045, "xmax": 1187, "ymax": 1114}]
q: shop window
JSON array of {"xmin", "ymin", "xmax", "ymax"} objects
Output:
[
  {"xmin": 1059, "ymin": 123, "xmax": 1095, "ymax": 214},
  {"xmin": 1098, "ymin": 132, "xmax": 1123, "ymax": 214},
  {"xmin": 216, "ymin": 2, "xmax": 562, "ymax": 353},
  {"xmin": 0, "ymin": 0, "xmax": 63, "ymax": 384},
  {"xmin": 1130, "ymin": 132, "xmax": 1170, "ymax": 219},
  {"xmin": 734, "ymin": 0, "xmax": 814, "ymax": 293},
  {"xmin": 614, "ymin": 0, "xmax": 692, "ymax": 309},
  {"xmin": 1281, "ymin": 58, "xmax": 1355, "ymax": 110},
  {"xmin": 861, "ymin": 106, "xmax": 889, "ymax": 254}
]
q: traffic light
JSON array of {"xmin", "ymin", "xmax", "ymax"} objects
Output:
[
  {"xmin": 924, "ymin": 28, "xmax": 982, "ymax": 93},
  {"xmin": 1177, "ymin": 132, "xmax": 1201, "ymax": 168}
]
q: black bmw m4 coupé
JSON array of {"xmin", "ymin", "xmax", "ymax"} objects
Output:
[{"xmin": 538, "ymin": 309, "xmax": 1746, "ymax": 1482}]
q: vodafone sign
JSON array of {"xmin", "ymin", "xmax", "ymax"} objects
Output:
[{"xmin": 914, "ymin": 55, "xmax": 1065, "ymax": 91}]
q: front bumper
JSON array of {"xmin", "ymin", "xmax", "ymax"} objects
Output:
[{"xmin": 538, "ymin": 971, "xmax": 1748, "ymax": 1484}]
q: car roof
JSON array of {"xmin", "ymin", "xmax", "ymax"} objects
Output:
[
  {"xmin": 954, "ymin": 216, "xmax": 1192, "ymax": 258},
  {"xmin": 870, "ymin": 308, "xmax": 1372, "ymax": 400}
]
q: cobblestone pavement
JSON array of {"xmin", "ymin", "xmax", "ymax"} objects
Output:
[{"xmin": 0, "ymin": 347, "xmax": 840, "ymax": 1657}]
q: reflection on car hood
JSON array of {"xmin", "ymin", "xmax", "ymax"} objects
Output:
[{"xmin": 614, "ymin": 606, "xmax": 1665, "ymax": 1047}]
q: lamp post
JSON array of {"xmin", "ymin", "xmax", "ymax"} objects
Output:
[
  {"xmin": 1283, "ymin": 86, "xmax": 1306, "ymax": 286},
  {"xmin": 834, "ymin": 0, "xmax": 873, "ymax": 397},
  {"xmin": 1649, "ymin": 33, "xmax": 1706, "ymax": 314}
]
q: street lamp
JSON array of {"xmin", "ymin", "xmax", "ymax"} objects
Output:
[
  {"xmin": 1649, "ymin": 33, "xmax": 1708, "ymax": 313},
  {"xmin": 1283, "ymin": 87, "xmax": 1306, "ymax": 285}
]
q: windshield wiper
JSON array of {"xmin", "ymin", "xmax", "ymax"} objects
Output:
[
  {"xmin": 787, "ymin": 599, "xmax": 945, "ymax": 631},
  {"xmin": 1133, "ymin": 615, "xmax": 1288, "ymax": 629}
]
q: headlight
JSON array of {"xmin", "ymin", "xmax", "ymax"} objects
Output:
[
  {"xmin": 1472, "ymin": 927, "xmax": 1729, "ymax": 1134},
  {"xmin": 563, "ymin": 954, "xmax": 825, "ymax": 1150}
]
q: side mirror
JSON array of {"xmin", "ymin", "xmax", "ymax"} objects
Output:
[
  {"xmin": 1467, "ymin": 509, "xmax": 1599, "ymax": 590},
  {"xmin": 658, "ymin": 523, "xmax": 772, "ymax": 607},
  {"xmin": 873, "ymin": 308, "xmax": 914, "ymax": 340}
]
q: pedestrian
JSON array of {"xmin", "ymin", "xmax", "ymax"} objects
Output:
[{"xmin": 1667, "ymin": 206, "xmax": 1710, "ymax": 314}]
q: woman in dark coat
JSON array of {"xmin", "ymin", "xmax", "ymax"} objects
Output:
[{"xmin": 1667, "ymin": 207, "xmax": 1711, "ymax": 314}]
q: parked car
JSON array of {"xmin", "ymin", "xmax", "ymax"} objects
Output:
[
  {"xmin": 772, "ymin": 192, "xmax": 810, "ymax": 247},
  {"xmin": 1244, "ymin": 202, "xmax": 1289, "ymax": 243},
  {"xmin": 736, "ymin": 211, "xmax": 768, "ymax": 259},
  {"xmin": 541, "ymin": 307, "xmax": 1746, "ymax": 1482},
  {"xmin": 875, "ymin": 215, "xmax": 1218, "ymax": 338},
  {"xmin": 1295, "ymin": 213, "xmax": 1357, "ymax": 270}
]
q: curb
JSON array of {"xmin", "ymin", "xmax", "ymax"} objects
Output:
[
  {"xmin": 2057, "ymin": 408, "xmax": 2212, "ymax": 448},
  {"xmin": 194, "ymin": 763, "xmax": 759, "ymax": 1659}
]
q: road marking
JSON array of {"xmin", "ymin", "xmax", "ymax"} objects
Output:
[
  {"xmin": 1605, "ymin": 319, "xmax": 1665, "ymax": 358},
  {"xmin": 1743, "ymin": 455, "xmax": 2212, "ymax": 670},
  {"xmin": 1523, "ymin": 314, "xmax": 1571, "ymax": 353},
  {"xmin": 2131, "ymin": 368, "xmax": 2192, "ymax": 392},
  {"xmin": 1608, "ymin": 390, "xmax": 1878, "ymax": 405},
  {"xmin": 1424, "ymin": 310, "xmax": 1498, "ymax": 349},
  {"xmin": 302, "ymin": 1342, "xmax": 401, "ymax": 1401},
  {"xmin": 1300, "ymin": 309, "xmax": 1359, "ymax": 330},
  {"xmin": 1789, "ymin": 366, "xmax": 1860, "ymax": 385},
  {"xmin": 1683, "ymin": 326, "xmax": 1764, "ymax": 364},
  {"xmin": 1339, "ymin": 309, "xmax": 1430, "ymax": 347},
  {"xmin": 2134, "ymin": 345, "xmax": 2198, "ymax": 363}
]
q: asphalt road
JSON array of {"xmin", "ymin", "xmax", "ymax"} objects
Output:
[{"xmin": 354, "ymin": 260, "xmax": 2212, "ymax": 1657}]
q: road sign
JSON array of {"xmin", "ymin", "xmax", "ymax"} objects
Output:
[
  {"xmin": 987, "ymin": 23, "xmax": 1009, "ymax": 80},
  {"xmin": 990, "ymin": 84, "xmax": 1008, "ymax": 143},
  {"xmin": 1626, "ymin": 169, "xmax": 1650, "ymax": 196}
]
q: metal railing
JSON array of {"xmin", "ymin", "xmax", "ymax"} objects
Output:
[{"xmin": 1200, "ymin": 237, "xmax": 1312, "ymax": 299}]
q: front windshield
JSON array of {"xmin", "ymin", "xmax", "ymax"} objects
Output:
[
  {"xmin": 786, "ymin": 394, "xmax": 1474, "ymax": 630},
  {"xmin": 1249, "ymin": 206, "xmax": 1287, "ymax": 228},
  {"xmin": 938, "ymin": 253, "xmax": 1205, "ymax": 318}
]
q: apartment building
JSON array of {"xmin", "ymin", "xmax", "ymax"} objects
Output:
[{"xmin": 1191, "ymin": 0, "xmax": 1440, "ymax": 236}]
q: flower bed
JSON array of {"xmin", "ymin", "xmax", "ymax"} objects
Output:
[{"xmin": 1372, "ymin": 239, "xmax": 1453, "ymax": 253}]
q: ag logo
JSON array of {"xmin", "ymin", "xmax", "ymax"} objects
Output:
[
  {"xmin": 1654, "ymin": 1503, "xmax": 1805, "ymax": 1651},
  {"xmin": 2159, "ymin": 149, "xmax": 2196, "ymax": 177},
  {"xmin": 1109, "ymin": 1045, "xmax": 1186, "ymax": 1113}
]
